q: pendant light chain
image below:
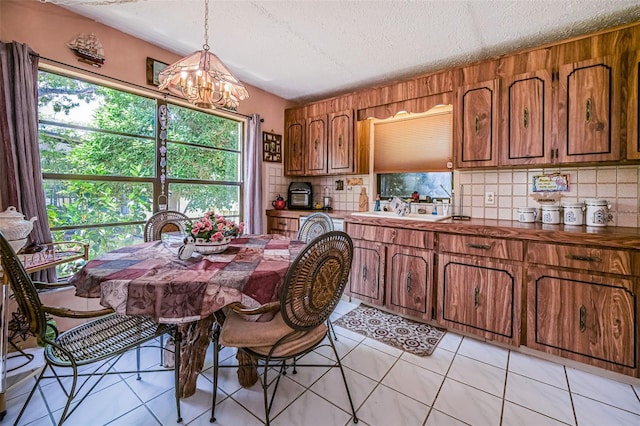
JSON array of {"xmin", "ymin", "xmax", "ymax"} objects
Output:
[{"xmin": 203, "ymin": 0, "xmax": 210, "ymax": 51}]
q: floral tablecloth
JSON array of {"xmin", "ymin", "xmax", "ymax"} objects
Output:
[{"xmin": 69, "ymin": 234, "xmax": 306, "ymax": 324}]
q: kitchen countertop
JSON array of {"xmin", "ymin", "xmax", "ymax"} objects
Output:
[
  {"xmin": 266, "ymin": 209, "xmax": 352, "ymax": 219},
  {"xmin": 345, "ymin": 214, "xmax": 640, "ymax": 250}
]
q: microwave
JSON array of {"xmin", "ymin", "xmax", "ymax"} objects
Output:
[{"xmin": 288, "ymin": 182, "xmax": 313, "ymax": 209}]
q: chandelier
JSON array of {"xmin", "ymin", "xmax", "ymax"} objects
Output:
[{"xmin": 158, "ymin": 0, "xmax": 248, "ymax": 110}]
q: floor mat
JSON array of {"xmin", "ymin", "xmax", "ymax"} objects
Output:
[{"xmin": 333, "ymin": 305, "xmax": 446, "ymax": 356}]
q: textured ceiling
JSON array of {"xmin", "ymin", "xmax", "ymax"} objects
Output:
[{"xmin": 53, "ymin": 0, "xmax": 640, "ymax": 104}]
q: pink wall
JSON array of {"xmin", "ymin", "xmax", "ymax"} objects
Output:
[{"xmin": 0, "ymin": 0, "xmax": 293, "ymax": 133}]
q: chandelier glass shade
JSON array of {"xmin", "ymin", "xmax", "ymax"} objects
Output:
[{"xmin": 157, "ymin": 0, "xmax": 248, "ymax": 110}]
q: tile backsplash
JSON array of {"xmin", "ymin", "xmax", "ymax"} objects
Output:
[{"xmin": 265, "ymin": 164, "xmax": 640, "ymax": 228}]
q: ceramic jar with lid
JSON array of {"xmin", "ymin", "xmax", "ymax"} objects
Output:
[
  {"xmin": 0, "ymin": 206, "xmax": 38, "ymax": 252},
  {"xmin": 585, "ymin": 199, "xmax": 612, "ymax": 227},
  {"xmin": 541, "ymin": 205, "xmax": 561, "ymax": 224},
  {"xmin": 518, "ymin": 207, "xmax": 538, "ymax": 223},
  {"xmin": 562, "ymin": 202, "xmax": 585, "ymax": 226}
]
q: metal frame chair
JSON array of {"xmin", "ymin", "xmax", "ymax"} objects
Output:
[
  {"xmin": 210, "ymin": 231, "xmax": 358, "ymax": 425},
  {"xmin": 144, "ymin": 210, "xmax": 191, "ymax": 242},
  {"xmin": 0, "ymin": 232, "xmax": 182, "ymax": 425},
  {"xmin": 296, "ymin": 211, "xmax": 334, "ymax": 243}
]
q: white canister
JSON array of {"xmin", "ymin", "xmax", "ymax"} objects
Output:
[
  {"xmin": 518, "ymin": 207, "xmax": 538, "ymax": 223},
  {"xmin": 541, "ymin": 205, "xmax": 561, "ymax": 224},
  {"xmin": 585, "ymin": 199, "xmax": 612, "ymax": 227},
  {"xmin": 562, "ymin": 202, "xmax": 585, "ymax": 226}
]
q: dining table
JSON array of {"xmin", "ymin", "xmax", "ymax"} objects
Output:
[{"xmin": 68, "ymin": 234, "xmax": 306, "ymax": 398}]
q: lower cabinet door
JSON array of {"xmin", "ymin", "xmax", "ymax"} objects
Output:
[
  {"xmin": 386, "ymin": 245, "xmax": 433, "ymax": 319},
  {"xmin": 527, "ymin": 267, "xmax": 637, "ymax": 375},
  {"xmin": 348, "ymin": 240, "xmax": 385, "ymax": 305},
  {"xmin": 437, "ymin": 254, "xmax": 521, "ymax": 345}
]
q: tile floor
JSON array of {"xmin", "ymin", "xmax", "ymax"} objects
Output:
[{"xmin": 4, "ymin": 299, "xmax": 640, "ymax": 425}]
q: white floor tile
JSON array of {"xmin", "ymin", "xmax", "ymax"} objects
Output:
[
  {"xmin": 332, "ymin": 325, "xmax": 368, "ymax": 343},
  {"xmin": 566, "ymin": 367, "xmax": 640, "ymax": 414},
  {"xmin": 341, "ymin": 344, "xmax": 398, "ymax": 382},
  {"xmin": 433, "ymin": 378, "xmax": 503, "ymax": 426},
  {"xmin": 108, "ymin": 405, "xmax": 162, "ymax": 425},
  {"xmin": 502, "ymin": 401, "xmax": 571, "ymax": 426},
  {"xmin": 357, "ymin": 384, "xmax": 430, "ymax": 426},
  {"xmin": 193, "ymin": 396, "xmax": 262, "ymax": 426},
  {"xmin": 400, "ymin": 348, "xmax": 455, "ymax": 376},
  {"xmin": 314, "ymin": 333, "xmax": 360, "ymax": 361},
  {"xmin": 448, "ymin": 354, "xmax": 506, "ymax": 397},
  {"xmin": 362, "ymin": 336, "xmax": 405, "ymax": 357},
  {"xmin": 381, "ymin": 359, "xmax": 445, "ymax": 405},
  {"xmin": 284, "ymin": 351, "xmax": 332, "ymax": 388},
  {"xmin": 310, "ymin": 366, "xmax": 377, "ymax": 412},
  {"xmin": 505, "ymin": 372, "xmax": 575, "ymax": 424},
  {"xmin": 508, "ymin": 351, "xmax": 568, "ymax": 390},
  {"xmin": 272, "ymin": 389, "xmax": 352, "ymax": 426},
  {"xmin": 230, "ymin": 374, "xmax": 305, "ymax": 420},
  {"xmin": 425, "ymin": 409, "xmax": 469, "ymax": 426},
  {"xmin": 457, "ymin": 337, "xmax": 509, "ymax": 369},
  {"xmin": 572, "ymin": 393, "xmax": 640, "ymax": 426},
  {"xmin": 436, "ymin": 331, "xmax": 463, "ymax": 353},
  {"xmin": 146, "ymin": 375, "xmax": 212, "ymax": 425}
]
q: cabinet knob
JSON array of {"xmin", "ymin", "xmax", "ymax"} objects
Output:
[
  {"xmin": 362, "ymin": 264, "xmax": 367, "ymax": 281},
  {"xmin": 474, "ymin": 286, "xmax": 480, "ymax": 308},
  {"xmin": 523, "ymin": 107, "xmax": 529, "ymax": 129},
  {"xmin": 406, "ymin": 271, "xmax": 412, "ymax": 292},
  {"xmin": 585, "ymin": 98, "xmax": 592, "ymax": 122},
  {"xmin": 466, "ymin": 243, "xmax": 492, "ymax": 250},
  {"xmin": 579, "ymin": 305, "xmax": 587, "ymax": 332},
  {"xmin": 338, "ymin": 135, "xmax": 343, "ymax": 148},
  {"xmin": 566, "ymin": 254, "xmax": 601, "ymax": 263},
  {"xmin": 474, "ymin": 115, "xmax": 480, "ymax": 135}
]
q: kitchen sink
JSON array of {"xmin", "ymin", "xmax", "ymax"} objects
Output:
[{"xmin": 350, "ymin": 211, "xmax": 451, "ymax": 222}]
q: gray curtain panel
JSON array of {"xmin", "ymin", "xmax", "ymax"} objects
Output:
[
  {"xmin": 242, "ymin": 113, "xmax": 263, "ymax": 234},
  {"xmin": 0, "ymin": 41, "xmax": 56, "ymax": 282}
]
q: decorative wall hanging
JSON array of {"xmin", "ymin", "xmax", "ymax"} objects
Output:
[
  {"xmin": 532, "ymin": 173, "xmax": 569, "ymax": 192},
  {"xmin": 146, "ymin": 57, "xmax": 168, "ymax": 86},
  {"xmin": 67, "ymin": 33, "xmax": 105, "ymax": 67},
  {"xmin": 262, "ymin": 132, "xmax": 282, "ymax": 163}
]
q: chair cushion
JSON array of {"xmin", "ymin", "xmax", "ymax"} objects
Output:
[{"xmin": 220, "ymin": 310, "xmax": 328, "ymax": 357}]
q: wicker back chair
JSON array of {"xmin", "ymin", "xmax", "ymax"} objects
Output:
[
  {"xmin": 210, "ymin": 231, "xmax": 357, "ymax": 425},
  {"xmin": 296, "ymin": 212, "xmax": 334, "ymax": 243},
  {"xmin": 0, "ymin": 231, "xmax": 182, "ymax": 425},
  {"xmin": 144, "ymin": 210, "xmax": 191, "ymax": 242}
]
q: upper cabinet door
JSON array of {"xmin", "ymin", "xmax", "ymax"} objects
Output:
[
  {"xmin": 455, "ymin": 79, "xmax": 499, "ymax": 168},
  {"xmin": 328, "ymin": 110, "xmax": 354, "ymax": 174},
  {"xmin": 556, "ymin": 56, "xmax": 619, "ymax": 163},
  {"xmin": 500, "ymin": 70, "xmax": 553, "ymax": 166},
  {"xmin": 627, "ymin": 50, "xmax": 640, "ymax": 160},
  {"xmin": 284, "ymin": 118, "xmax": 305, "ymax": 176},
  {"xmin": 305, "ymin": 115, "xmax": 328, "ymax": 175}
]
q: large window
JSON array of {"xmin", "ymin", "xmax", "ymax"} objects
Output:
[{"xmin": 38, "ymin": 70, "xmax": 244, "ymax": 258}]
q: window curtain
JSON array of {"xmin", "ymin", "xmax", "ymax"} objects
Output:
[
  {"xmin": 242, "ymin": 113, "xmax": 263, "ymax": 234},
  {"xmin": 0, "ymin": 41, "xmax": 56, "ymax": 282}
]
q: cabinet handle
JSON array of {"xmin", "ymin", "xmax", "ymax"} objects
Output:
[
  {"xmin": 278, "ymin": 221, "xmax": 287, "ymax": 227},
  {"xmin": 474, "ymin": 115, "xmax": 480, "ymax": 135},
  {"xmin": 293, "ymin": 143, "xmax": 296, "ymax": 154},
  {"xmin": 585, "ymin": 98, "xmax": 592, "ymax": 122},
  {"xmin": 338, "ymin": 135, "xmax": 343, "ymax": 148},
  {"xmin": 555, "ymin": 148, "xmax": 558, "ymax": 159},
  {"xmin": 579, "ymin": 305, "xmax": 586, "ymax": 332},
  {"xmin": 362, "ymin": 264, "xmax": 367, "ymax": 281},
  {"xmin": 551, "ymin": 149, "xmax": 554, "ymax": 160},
  {"xmin": 406, "ymin": 271, "xmax": 412, "ymax": 292},
  {"xmin": 523, "ymin": 107, "xmax": 529, "ymax": 129},
  {"xmin": 314, "ymin": 139, "xmax": 319, "ymax": 150},
  {"xmin": 474, "ymin": 286, "xmax": 480, "ymax": 309},
  {"xmin": 566, "ymin": 254, "xmax": 601, "ymax": 263},
  {"xmin": 466, "ymin": 243, "xmax": 492, "ymax": 250}
]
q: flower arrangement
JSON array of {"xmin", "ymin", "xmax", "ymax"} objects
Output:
[{"xmin": 186, "ymin": 212, "xmax": 244, "ymax": 243}]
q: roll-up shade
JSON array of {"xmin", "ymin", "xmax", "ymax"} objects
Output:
[{"xmin": 373, "ymin": 106, "xmax": 452, "ymax": 173}]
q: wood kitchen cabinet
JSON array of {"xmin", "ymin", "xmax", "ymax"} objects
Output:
[
  {"xmin": 556, "ymin": 56, "xmax": 620, "ymax": 164},
  {"xmin": 500, "ymin": 70, "xmax": 553, "ymax": 166},
  {"xmin": 328, "ymin": 109, "xmax": 354, "ymax": 174},
  {"xmin": 284, "ymin": 117, "xmax": 305, "ymax": 176},
  {"xmin": 436, "ymin": 234, "xmax": 523, "ymax": 346},
  {"xmin": 526, "ymin": 242, "xmax": 639, "ymax": 376},
  {"xmin": 386, "ymin": 245, "xmax": 433, "ymax": 319},
  {"xmin": 266, "ymin": 216, "xmax": 298, "ymax": 239},
  {"xmin": 626, "ymin": 50, "xmax": 640, "ymax": 160},
  {"xmin": 306, "ymin": 115, "xmax": 328, "ymax": 175},
  {"xmin": 455, "ymin": 79, "xmax": 500, "ymax": 168},
  {"xmin": 348, "ymin": 239, "xmax": 385, "ymax": 305}
]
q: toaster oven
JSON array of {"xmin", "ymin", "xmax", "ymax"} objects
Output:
[{"xmin": 288, "ymin": 182, "xmax": 313, "ymax": 209}]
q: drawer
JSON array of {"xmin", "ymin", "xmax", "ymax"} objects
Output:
[
  {"xmin": 267, "ymin": 217, "xmax": 299, "ymax": 232},
  {"xmin": 438, "ymin": 234, "xmax": 523, "ymax": 261},
  {"xmin": 347, "ymin": 224, "xmax": 432, "ymax": 249},
  {"xmin": 526, "ymin": 242, "xmax": 635, "ymax": 275}
]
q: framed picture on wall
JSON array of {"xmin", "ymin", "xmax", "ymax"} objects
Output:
[
  {"xmin": 146, "ymin": 57, "xmax": 168, "ymax": 86},
  {"xmin": 262, "ymin": 132, "xmax": 282, "ymax": 163}
]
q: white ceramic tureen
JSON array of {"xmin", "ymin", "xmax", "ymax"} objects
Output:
[{"xmin": 0, "ymin": 206, "xmax": 37, "ymax": 252}]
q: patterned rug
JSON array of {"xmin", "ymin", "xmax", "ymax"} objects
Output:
[{"xmin": 333, "ymin": 305, "xmax": 446, "ymax": 356}]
